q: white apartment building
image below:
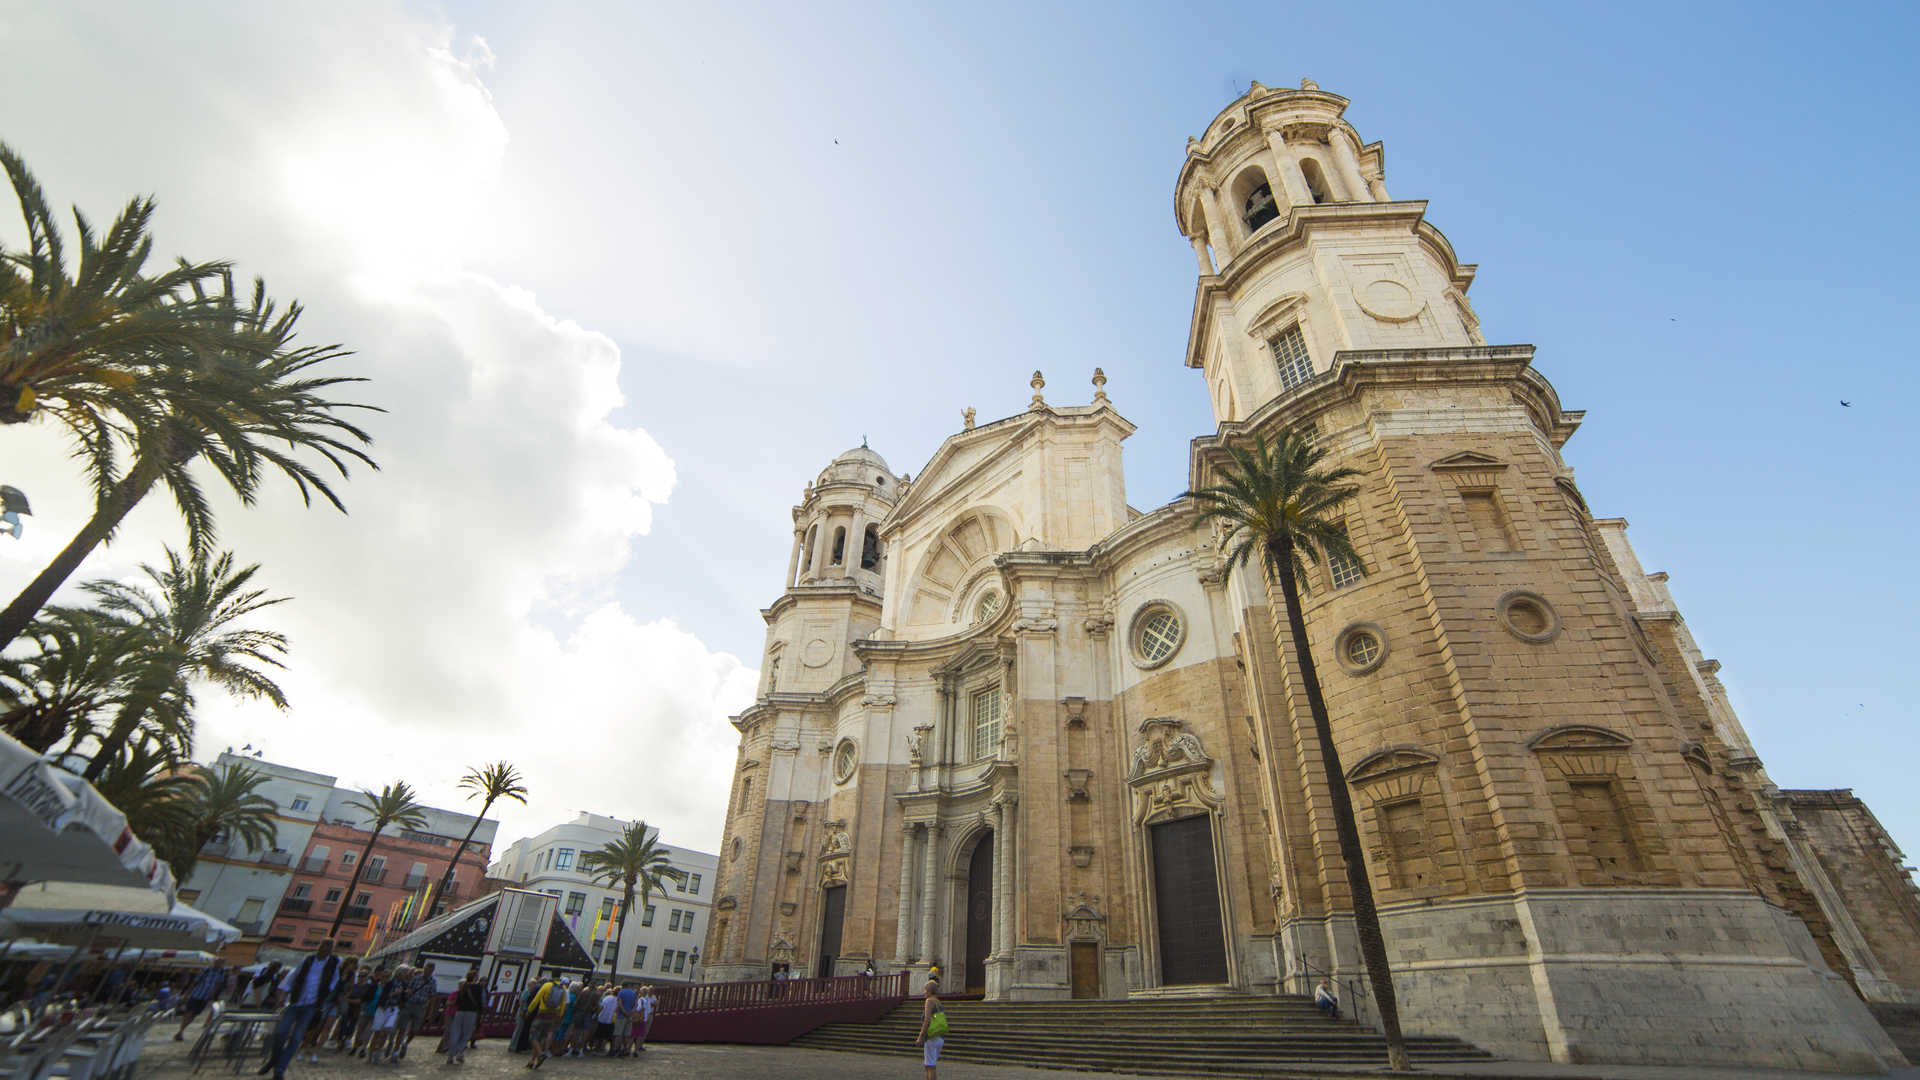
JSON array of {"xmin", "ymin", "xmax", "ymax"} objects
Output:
[
  {"xmin": 176, "ymin": 752, "xmax": 335, "ymax": 939},
  {"xmin": 488, "ymin": 813, "xmax": 716, "ymax": 983}
]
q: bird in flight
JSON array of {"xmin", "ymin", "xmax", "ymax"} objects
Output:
[{"xmin": 1841, "ymin": 400, "xmax": 1852, "ymax": 407}]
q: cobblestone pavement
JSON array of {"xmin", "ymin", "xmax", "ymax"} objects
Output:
[{"xmin": 140, "ymin": 1028, "xmax": 1112, "ymax": 1080}]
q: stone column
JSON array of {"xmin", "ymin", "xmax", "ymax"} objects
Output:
[
  {"xmin": 919, "ymin": 824, "xmax": 942, "ymax": 967},
  {"xmin": 1189, "ymin": 233, "xmax": 1214, "ymax": 274},
  {"xmin": 1265, "ymin": 130, "xmax": 1313, "ymax": 209},
  {"xmin": 785, "ymin": 529, "xmax": 804, "ymax": 589},
  {"xmin": 1196, "ymin": 187, "xmax": 1236, "ymax": 264},
  {"xmin": 991, "ymin": 800, "xmax": 1010, "ymax": 958},
  {"xmin": 846, "ymin": 510, "xmax": 866, "ymax": 575},
  {"xmin": 896, "ymin": 823, "xmax": 918, "ymax": 962},
  {"xmin": 1001, "ymin": 798, "xmax": 1018, "ymax": 955},
  {"xmin": 1328, "ymin": 126, "xmax": 1371, "ymax": 203},
  {"xmin": 1367, "ymin": 174, "xmax": 1390, "ymax": 201}
]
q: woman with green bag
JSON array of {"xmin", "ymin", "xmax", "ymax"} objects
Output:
[{"xmin": 915, "ymin": 976, "xmax": 947, "ymax": 1078}]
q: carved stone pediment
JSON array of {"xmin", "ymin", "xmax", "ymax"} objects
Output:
[
  {"xmin": 1064, "ymin": 893, "xmax": 1106, "ymax": 941},
  {"xmin": 1346, "ymin": 746, "xmax": 1440, "ymax": 786},
  {"xmin": 1129, "ymin": 717, "xmax": 1211, "ymax": 780},
  {"xmin": 1127, "ymin": 717, "xmax": 1222, "ymax": 825},
  {"xmin": 1526, "ymin": 724, "xmax": 1631, "ymax": 752}
]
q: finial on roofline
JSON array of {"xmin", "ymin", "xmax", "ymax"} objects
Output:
[
  {"xmin": 1092, "ymin": 368, "xmax": 1109, "ymax": 405},
  {"xmin": 1030, "ymin": 371, "xmax": 1046, "ymax": 411}
]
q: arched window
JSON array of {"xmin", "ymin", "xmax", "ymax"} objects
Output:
[
  {"xmin": 830, "ymin": 526, "xmax": 847, "ymax": 565},
  {"xmin": 798, "ymin": 526, "xmax": 817, "ymax": 583},
  {"xmin": 1228, "ymin": 165, "xmax": 1275, "ymax": 236},
  {"xmin": 860, "ymin": 525, "xmax": 881, "ymax": 571},
  {"xmin": 1300, "ymin": 158, "xmax": 1333, "ymax": 205}
]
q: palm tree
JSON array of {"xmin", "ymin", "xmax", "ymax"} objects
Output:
[
  {"xmin": 76, "ymin": 548, "xmax": 289, "ymax": 779},
  {"xmin": 0, "ymin": 272, "xmax": 379, "ymax": 652},
  {"xmin": 434, "ymin": 762, "xmax": 527, "ymax": 917},
  {"xmin": 173, "ymin": 761, "xmax": 279, "ymax": 879},
  {"xmin": 1, "ymin": 142, "xmax": 251, "ymax": 433},
  {"xmin": 0, "ymin": 606, "xmax": 186, "ymax": 754},
  {"xmin": 580, "ymin": 821, "xmax": 681, "ymax": 983},
  {"xmin": 1186, "ymin": 429, "xmax": 1410, "ymax": 1072},
  {"xmin": 329, "ymin": 782, "xmax": 428, "ymax": 938},
  {"xmin": 89, "ymin": 737, "xmax": 207, "ymax": 872}
]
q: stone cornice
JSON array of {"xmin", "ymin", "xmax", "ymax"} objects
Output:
[
  {"xmin": 761, "ymin": 583, "xmax": 883, "ymax": 624},
  {"xmin": 1187, "ymin": 345, "xmax": 1582, "ymax": 490}
]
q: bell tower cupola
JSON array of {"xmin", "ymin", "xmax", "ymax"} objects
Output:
[
  {"xmin": 788, "ymin": 442, "xmax": 901, "ymax": 592},
  {"xmin": 1175, "ymin": 79, "xmax": 1484, "ymax": 428}
]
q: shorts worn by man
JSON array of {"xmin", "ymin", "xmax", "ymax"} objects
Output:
[{"xmin": 613, "ymin": 984, "xmax": 638, "ymax": 1053}]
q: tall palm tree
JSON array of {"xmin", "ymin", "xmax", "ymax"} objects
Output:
[
  {"xmin": 329, "ymin": 782, "xmax": 428, "ymax": 938},
  {"xmin": 76, "ymin": 548, "xmax": 289, "ymax": 779},
  {"xmin": 173, "ymin": 761, "xmax": 279, "ymax": 880},
  {"xmin": 0, "ymin": 606, "xmax": 186, "ymax": 754},
  {"xmin": 434, "ymin": 762, "xmax": 527, "ymax": 917},
  {"xmin": 0, "ymin": 272, "xmax": 379, "ymax": 652},
  {"xmin": 580, "ymin": 821, "xmax": 681, "ymax": 983},
  {"xmin": 1, "ymin": 142, "xmax": 251, "ymax": 434},
  {"xmin": 1187, "ymin": 430, "xmax": 1410, "ymax": 1072}
]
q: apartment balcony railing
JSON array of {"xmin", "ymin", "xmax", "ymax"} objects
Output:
[
  {"xmin": 277, "ymin": 898, "xmax": 312, "ymax": 915},
  {"xmin": 403, "ymin": 872, "xmax": 428, "ymax": 889},
  {"xmin": 201, "ymin": 841, "xmax": 231, "ymax": 857},
  {"xmin": 301, "ymin": 856, "xmax": 329, "ymax": 872},
  {"xmin": 232, "ymin": 920, "xmax": 263, "ymax": 935},
  {"xmin": 259, "ymin": 851, "xmax": 292, "ymax": 867},
  {"xmin": 359, "ymin": 867, "xmax": 387, "ymax": 883},
  {"xmin": 339, "ymin": 906, "xmax": 372, "ymax": 925}
]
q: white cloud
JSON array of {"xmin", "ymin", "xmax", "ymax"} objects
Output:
[{"xmin": 0, "ymin": 4, "xmax": 752, "ymax": 850}]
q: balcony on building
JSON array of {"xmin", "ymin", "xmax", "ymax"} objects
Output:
[
  {"xmin": 232, "ymin": 920, "xmax": 262, "ymax": 935},
  {"xmin": 403, "ymin": 871, "xmax": 428, "ymax": 889},
  {"xmin": 259, "ymin": 850, "xmax": 292, "ymax": 867},
  {"xmin": 360, "ymin": 867, "xmax": 386, "ymax": 883},
  {"xmin": 301, "ymin": 856, "xmax": 329, "ymax": 872},
  {"xmin": 201, "ymin": 840, "xmax": 231, "ymax": 857},
  {"xmin": 340, "ymin": 906, "xmax": 372, "ymax": 925},
  {"xmin": 278, "ymin": 897, "xmax": 312, "ymax": 915}
]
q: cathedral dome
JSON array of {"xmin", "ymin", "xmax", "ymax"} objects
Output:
[{"xmin": 817, "ymin": 443, "xmax": 897, "ymax": 490}]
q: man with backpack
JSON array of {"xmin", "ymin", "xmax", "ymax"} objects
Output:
[{"xmin": 524, "ymin": 975, "xmax": 567, "ymax": 1069}]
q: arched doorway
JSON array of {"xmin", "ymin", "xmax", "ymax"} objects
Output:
[
  {"xmin": 964, "ymin": 832, "xmax": 994, "ymax": 993},
  {"xmin": 1149, "ymin": 813, "xmax": 1227, "ymax": 985}
]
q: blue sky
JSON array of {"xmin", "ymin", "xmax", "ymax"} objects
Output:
[{"xmin": 3, "ymin": 1, "xmax": 1916, "ymax": 853}]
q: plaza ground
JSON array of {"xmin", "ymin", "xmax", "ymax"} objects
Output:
[{"xmin": 137, "ymin": 1025, "xmax": 1920, "ymax": 1080}]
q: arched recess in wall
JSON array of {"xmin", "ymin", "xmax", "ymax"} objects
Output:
[
  {"xmin": 830, "ymin": 526, "xmax": 847, "ymax": 566},
  {"xmin": 902, "ymin": 508, "xmax": 1020, "ymax": 630},
  {"xmin": 860, "ymin": 525, "xmax": 882, "ymax": 571},
  {"xmin": 1299, "ymin": 157, "xmax": 1334, "ymax": 204},
  {"xmin": 1228, "ymin": 164, "xmax": 1277, "ymax": 234}
]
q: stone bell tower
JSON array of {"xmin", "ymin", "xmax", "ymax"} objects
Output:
[{"xmin": 1175, "ymin": 79, "xmax": 1902, "ymax": 1071}]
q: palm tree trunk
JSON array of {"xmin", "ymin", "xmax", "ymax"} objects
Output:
[
  {"xmin": 608, "ymin": 880, "xmax": 635, "ymax": 984},
  {"xmin": 82, "ymin": 701, "xmax": 154, "ymax": 781},
  {"xmin": 433, "ymin": 800, "xmax": 492, "ymax": 919},
  {"xmin": 1271, "ymin": 538, "xmax": 1410, "ymax": 1071},
  {"xmin": 0, "ymin": 465, "xmax": 157, "ymax": 652},
  {"xmin": 329, "ymin": 827, "xmax": 385, "ymax": 938}
]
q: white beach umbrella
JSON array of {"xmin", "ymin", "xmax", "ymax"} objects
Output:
[{"xmin": 0, "ymin": 731, "xmax": 176, "ymax": 901}]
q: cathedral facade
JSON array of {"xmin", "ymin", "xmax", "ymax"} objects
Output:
[{"xmin": 702, "ymin": 81, "xmax": 1907, "ymax": 1071}]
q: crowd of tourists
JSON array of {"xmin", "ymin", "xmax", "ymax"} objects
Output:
[{"xmin": 163, "ymin": 939, "xmax": 662, "ymax": 1080}]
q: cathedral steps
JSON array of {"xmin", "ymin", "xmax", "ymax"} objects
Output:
[{"xmin": 791, "ymin": 995, "xmax": 1495, "ymax": 1075}]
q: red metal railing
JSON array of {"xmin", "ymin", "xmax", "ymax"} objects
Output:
[{"xmin": 655, "ymin": 972, "xmax": 907, "ymax": 1014}]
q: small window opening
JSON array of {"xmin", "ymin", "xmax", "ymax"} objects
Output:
[
  {"xmin": 830, "ymin": 526, "xmax": 846, "ymax": 565},
  {"xmin": 1270, "ymin": 324, "xmax": 1314, "ymax": 390},
  {"xmin": 1300, "ymin": 158, "xmax": 1333, "ymax": 205},
  {"xmin": 1326, "ymin": 523, "xmax": 1365, "ymax": 589},
  {"xmin": 1242, "ymin": 182, "xmax": 1278, "ymax": 231},
  {"xmin": 799, "ymin": 526, "xmax": 817, "ymax": 583},
  {"xmin": 860, "ymin": 525, "xmax": 881, "ymax": 571},
  {"xmin": 971, "ymin": 687, "xmax": 1004, "ymax": 762}
]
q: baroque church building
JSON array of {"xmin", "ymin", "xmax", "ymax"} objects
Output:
[{"xmin": 703, "ymin": 81, "xmax": 1911, "ymax": 1071}]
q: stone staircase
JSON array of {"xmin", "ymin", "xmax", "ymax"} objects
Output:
[{"xmin": 792, "ymin": 995, "xmax": 1495, "ymax": 1077}]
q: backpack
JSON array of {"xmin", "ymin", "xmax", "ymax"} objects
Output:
[{"xmin": 927, "ymin": 1006, "xmax": 949, "ymax": 1038}]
